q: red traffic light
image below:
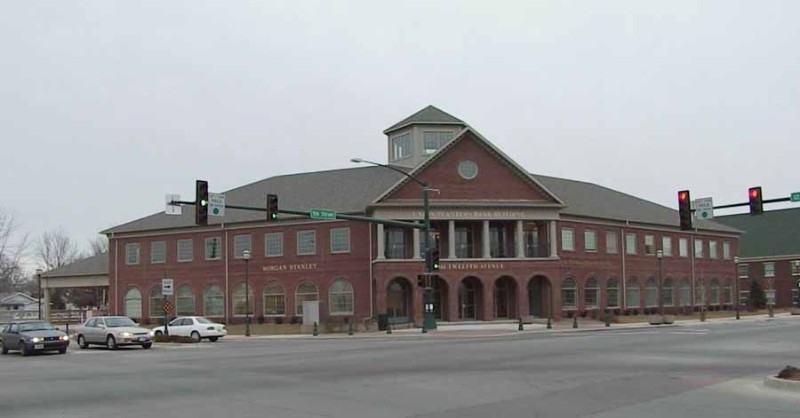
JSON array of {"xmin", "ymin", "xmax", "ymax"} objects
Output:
[
  {"xmin": 678, "ymin": 191, "xmax": 689, "ymax": 201},
  {"xmin": 749, "ymin": 188, "xmax": 760, "ymax": 198}
]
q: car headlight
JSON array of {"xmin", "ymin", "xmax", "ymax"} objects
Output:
[
  {"xmin": 31, "ymin": 337, "xmax": 43, "ymax": 343},
  {"xmin": 120, "ymin": 332, "xmax": 133, "ymax": 338},
  {"xmin": 61, "ymin": 335, "xmax": 70, "ymax": 341}
]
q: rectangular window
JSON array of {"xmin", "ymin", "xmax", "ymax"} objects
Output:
[
  {"xmin": 738, "ymin": 263, "xmax": 749, "ymax": 278},
  {"xmin": 561, "ymin": 228, "xmax": 575, "ymax": 251},
  {"xmin": 264, "ymin": 233, "xmax": 283, "ymax": 257},
  {"xmin": 679, "ymin": 238, "xmax": 689, "ymax": 257},
  {"xmin": 606, "ymin": 231, "xmax": 618, "ymax": 254},
  {"xmin": 644, "ymin": 235, "xmax": 655, "ymax": 255},
  {"xmin": 297, "ymin": 230, "xmax": 316, "ymax": 255},
  {"xmin": 390, "ymin": 133, "xmax": 412, "ymax": 160},
  {"xmin": 709, "ymin": 241, "xmax": 718, "ymax": 259},
  {"xmin": 584, "ymin": 230, "xmax": 597, "ymax": 252},
  {"xmin": 423, "ymin": 131, "xmax": 454, "ymax": 154},
  {"xmin": 723, "ymin": 241, "xmax": 731, "ymax": 259},
  {"xmin": 662, "ymin": 236, "xmax": 673, "ymax": 257},
  {"xmin": 386, "ymin": 228, "xmax": 408, "ymax": 259},
  {"xmin": 625, "ymin": 233, "xmax": 636, "ymax": 255},
  {"xmin": 490, "ymin": 226, "xmax": 512, "ymax": 258},
  {"xmin": 150, "ymin": 241, "xmax": 166, "ymax": 264},
  {"xmin": 524, "ymin": 223, "xmax": 542, "ymax": 257},
  {"xmin": 764, "ymin": 262, "xmax": 775, "ymax": 278},
  {"xmin": 205, "ymin": 237, "xmax": 222, "ymax": 260},
  {"xmin": 177, "ymin": 239, "xmax": 193, "ymax": 262},
  {"xmin": 330, "ymin": 228, "xmax": 351, "ymax": 253},
  {"xmin": 125, "ymin": 243, "xmax": 139, "ymax": 265},
  {"xmin": 792, "ymin": 260, "xmax": 800, "ymax": 276},
  {"xmin": 233, "ymin": 234, "xmax": 252, "ymax": 258},
  {"xmin": 694, "ymin": 239, "xmax": 704, "ymax": 258}
]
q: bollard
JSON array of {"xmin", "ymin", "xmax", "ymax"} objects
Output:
[
  {"xmin": 518, "ymin": 318, "xmax": 524, "ymax": 331},
  {"xmin": 312, "ymin": 322, "xmax": 319, "ymax": 337},
  {"xmin": 348, "ymin": 322, "xmax": 354, "ymax": 336},
  {"xmin": 572, "ymin": 315, "xmax": 578, "ymax": 329},
  {"xmin": 768, "ymin": 305, "xmax": 774, "ymax": 318},
  {"xmin": 546, "ymin": 317, "xmax": 552, "ymax": 329},
  {"xmin": 65, "ymin": 323, "xmax": 70, "ymax": 336},
  {"xmin": 604, "ymin": 311, "xmax": 611, "ymax": 327},
  {"xmin": 386, "ymin": 323, "xmax": 392, "ymax": 335}
]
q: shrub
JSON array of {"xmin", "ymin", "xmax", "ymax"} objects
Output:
[
  {"xmin": 274, "ymin": 316, "xmax": 284, "ymax": 325},
  {"xmin": 257, "ymin": 315, "xmax": 265, "ymax": 324},
  {"xmin": 154, "ymin": 334, "xmax": 195, "ymax": 343}
]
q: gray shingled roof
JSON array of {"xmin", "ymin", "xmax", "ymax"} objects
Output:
[
  {"xmin": 383, "ymin": 105, "xmax": 465, "ymax": 134},
  {"xmin": 40, "ymin": 252, "xmax": 109, "ymax": 278},
  {"xmin": 715, "ymin": 208, "xmax": 800, "ymax": 257}
]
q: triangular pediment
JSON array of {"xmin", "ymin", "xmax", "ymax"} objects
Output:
[{"xmin": 375, "ymin": 128, "xmax": 564, "ymax": 207}]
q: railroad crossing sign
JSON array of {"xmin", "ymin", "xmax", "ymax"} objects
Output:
[{"xmin": 694, "ymin": 197, "xmax": 714, "ymax": 219}]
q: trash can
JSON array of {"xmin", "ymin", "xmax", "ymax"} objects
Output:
[{"xmin": 377, "ymin": 314, "xmax": 389, "ymax": 331}]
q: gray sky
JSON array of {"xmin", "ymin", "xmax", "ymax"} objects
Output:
[{"xmin": 2, "ymin": 0, "xmax": 798, "ymax": 269}]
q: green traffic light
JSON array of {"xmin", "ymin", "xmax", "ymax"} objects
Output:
[{"xmin": 201, "ymin": 199, "xmax": 208, "ymax": 207}]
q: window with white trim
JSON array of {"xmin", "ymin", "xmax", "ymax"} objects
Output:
[
  {"xmin": 233, "ymin": 234, "xmax": 252, "ymax": 259},
  {"xmin": 606, "ymin": 231, "xmax": 618, "ymax": 254},
  {"xmin": 297, "ymin": 230, "xmax": 316, "ymax": 255},
  {"xmin": 584, "ymin": 277, "xmax": 599, "ymax": 308},
  {"xmin": 738, "ymin": 263, "xmax": 749, "ymax": 278},
  {"xmin": 662, "ymin": 236, "xmax": 672, "ymax": 257},
  {"xmin": 792, "ymin": 260, "xmax": 800, "ymax": 276},
  {"xmin": 626, "ymin": 278, "xmax": 641, "ymax": 309},
  {"xmin": 328, "ymin": 278, "xmax": 354, "ymax": 315},
  {"xmin": 423, "ymin": 131, "xmax": 454, "ymax": 154},
  {"xmin": 764, "ymin": 262, "xmax": 775, "ymax": 278},
  {"xmin": 645, "ymin": 277, "xmax": 658, "ymax": 307},
  {"xmin": 265, "ymin": 232, "xmax": 283, "ymax": 257},
  {"xmin": 390, "ymin": 133, "xmax": 412, "ymax": 160},
  {"xmin": 644, "ymin": 235, "xmax": 655, "ymax": 255},
  {"xmin": 584, "ymin": 230, "xmax": 597, "ymax": 252},
  {"xmin": 709, "ymin": 240, "xmax": 718, "ymax": 259},
  {"xmin": 561, "ymin": 228, "xmax": 575, "ymax": 252},
  {"xmin": 561, "ymin": 278, "xmax": 577, "ymax": 309},
  {"xmin": 263, "ymin": 282, "xmax": 285, "ymax": 316},
  {"xmin": 150, "ymin": 241, "xmax": 166, "ymax": 264},
  {"xmin": 205, "ymin": 237, "xmax": 222, "ymax": 260},
  {"xmin": 722, "ymin": 241, "xmax": 731, "ymax": 259},
  {"xmin": 679, "ymin": 238, "xmax": 689, "ymax": 258},
  {"xmin": 606, "ymin": 278, "xmax": 620, "ymax": 308},
  {"xmin": 125, "ymin": 243, "xmax": 140, "ymax": 265},
  {"xmin": 625, "ymin": 233, "xmax": 637, "ymax": 255},
  {"xmin": 694, "ymin": 239, "xmax": 704, "ymax": 258},
  {"xmin": 177, "ymin": 239, "xmax": 193, "ymax": 262},
  {"xmin": 330, "ymin": 228, "xmax": 351, "ymax": 253}
]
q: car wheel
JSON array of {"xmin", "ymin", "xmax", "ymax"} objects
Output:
[
  {"xmin": 0, "ymin": 341, "xmax": 8, "ymax": 355},
  {"xmin": 58, "ymin": 347, "xmax": 67, "ymax": 354},
  {"xmin": 77, "ymin": 335, "xmax": 89, "ymax": 349},
  {"xmin": 106, "ymin": 335, "xmax": 118, "ymax": 350},
  {"xmin": 154, "ymin": 330, "xmax": 163, "ymax": 338},
  {"xmin": 190, "ymin": 331, "xmax": 201, "ymax": 343},
  {"xmin": 142, "ymin": 342, "xmax": 152, "ymax": 349},
  {"xmin": 208, "ymin": 336, "xmax": 219, "ymax": 342},
  {"xmin": 20, "ymin": 344, "xmax": 31, "ymax": 357}
]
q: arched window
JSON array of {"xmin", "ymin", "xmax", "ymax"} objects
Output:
[
  {"xmin": 295, "ymin": 281, "xmax": 318, "ymax": 315},
  {"xmin": 149, "ymin": 286, "xmax": 165, "ymax": 318},
  {"xmin": 645, "ymin": 277, "xmax": 658, "ymax": 307},
  {"xmin": 176, "ymin": 285, "xmax": 195, "ymax": 316},
  {"xmin": 606, "ymin": 278, "xmax": 620, "ymax": 308},
  {"xmin": 722, "ymin": 278, "xmax": 733, "ymax": 305},
  {"xmin": 561, "ymin": 278, "xmax": 577, "ymax": 309},
  {"xmin": 678, "ymin": 278, "xmax": 691, "ymax": 307},
  {"xmin": 203, "ymin": 285, "xmax": 224, "ymax": 317},
  {"xmin": 124, "ymin": 287, "xmax": 142, "ymax": 319},
  {"xmin": 710, "ymin": 279, "xmax": 720, "ymax": 305},
  {"xmin": 329, "ymin": 278, "xmax": 354, "ymax": 315},
  {"xmin": 695, "ymin": 281, "xmax": 705, "ymax": 305},
  {"xmin": 232, "ymin": 283, "xmax": 254, "ymax": 316},
  {"xmin": 626, "ymin": 278, "xmax": 641, "ymax": 309},
  {"xmin": 663, "ymin": 278, "xmax": 674, "ymax": 306},
  {"xmin": 263, "ymin": 282, "xmax": 285, "ymax": 316},
  {"xmin": 584, "ymin": 277, "xmax": 599, "ymax": 308}
]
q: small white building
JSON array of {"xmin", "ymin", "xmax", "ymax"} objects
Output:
[{"xmin": 0, "ymin": 292, "xmax": 40, "ymax": 321}]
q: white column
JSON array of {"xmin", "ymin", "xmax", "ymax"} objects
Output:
[
  {"xmin": 515, "ymin": 220, "xmax": 524, "ymax": 258},
  {"xmin": 448, "ymin": 220, "xmax": 456, "ymax": 258},
  {"xmin": 377, "ymin": 224, "xmax": 385, "ymax": 260},
  {"xmin": 412, "ymin": 228, "xmax": 421, "ymax": 259},
  {"xmin": 549, "ymin": 221, "xmax": 558, "ymax": 258},
  {"xmin": 482, "ymin": 220, "xmax": 491, "ymax": 258}
]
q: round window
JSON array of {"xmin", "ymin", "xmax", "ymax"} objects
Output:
[{"xmin": 458, "ymin": 160, "xmax": 478, "ymax": 180}]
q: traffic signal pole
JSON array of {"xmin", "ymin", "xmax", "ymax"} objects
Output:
[{"xmin": 422, "ymin": 186, "xmax": 437, "ymax": 332}]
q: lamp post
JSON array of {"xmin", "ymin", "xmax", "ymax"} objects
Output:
[
  {"xmin": 351, "ymin": 157, "xmax": 436, "ymax": 332},
  {"xmin": 656, "ymin": 249, "xmax": 664, "ymax": 319},
  {"xmin": 243, "ymin": 249, "xmax": 251, "ymax": 337},
  {"xmin": 734, "ymin": 256, "xmax": 740, "ymax": 320},
  {"xmin": 36, "ymin": 269, "xmax": 43, "ymax": 320}
]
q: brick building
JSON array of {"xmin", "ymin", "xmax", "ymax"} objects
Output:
[{"xmin": 103, "ymin": 106, "xmax": 740, "ymax": 328}]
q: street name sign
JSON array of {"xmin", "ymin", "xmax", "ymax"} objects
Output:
[
  {"xmin": 694, "ymin": 197, "xmax": 714, "ymax": 220},
  {"xmin": 161, "ymin": 278, "xmax": 174, "ymax": 296},
  {"xmin": 165, "ymin": 194, "xmax": 182, "ymax": 215},
  {"xmin": 209, "ymin": 193, "xmax": 225, "ymax": 216},
  {"xmin": 792, "ymin": 192, "xmax": 800, "ymax": 202},
  {"xmin": 310, "ymin": 208, "xmax": 336, "ymax": 220}
]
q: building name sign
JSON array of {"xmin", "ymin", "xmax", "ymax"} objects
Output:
[
  {"xmin": 440, "ymin": 262, "xmax": 506, "ymax": 271},
  {"xmin": 559, "ymin": 259, "xmax": 616, "ymax": 269},
  {"xmin": 262, "ymin": 263, "xmax": 319, "ymax": 272},
  {"xmin": 410, "ymin": 210, "xmax": 526, "ymax": 220}
]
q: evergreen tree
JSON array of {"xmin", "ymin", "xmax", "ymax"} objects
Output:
[{"xmin": 748, "ymin": 279, "xmax": 767, "ymax": 310}]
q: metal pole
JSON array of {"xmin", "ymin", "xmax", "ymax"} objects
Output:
[
  {"xmin": 734, "ymin": 256, "xmax": 740, "ymax": 320},
  {"xmin": 422, "ymin": 186, "xmax": 436, "ymax": 332},
  {"xmin": 658, "ymin": 254, "xmax": 663, "ymax": 318},
  {"xmin": 245, "ymin": 256, "xmax": 251, "ymax": 337},
  {"xmin": 37, "ymin": 271, "xmax": 42, "ymax": 320}
]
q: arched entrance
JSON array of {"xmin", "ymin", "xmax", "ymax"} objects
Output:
[
  {"xmin": 494, "ymin": 276, "xmax": 518, "ymax": 319},
  {"xmin": 458, "ymin": 276, "xmax": 484, "ymax": 320},
  {"xmin": 387, "ymin": 277, "xmax": 412, "ymax": 324},
  {"xmin": 528, "ymin": 275, "xmax": 552, "ymax": 318},
  {"xmin": 432, "ymin": 276, "xmax": 449, "ymax": 321}
]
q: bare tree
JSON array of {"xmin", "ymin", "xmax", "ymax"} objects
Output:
[
  {"xmin": 0, "ymin": 208, "xmax": 28, "ymax": 293},
  {"xmin": 86, "ymin": 234, "xmax": 109, "ymax": 256},
  {"xmin": 35, "ymin": 227, "xmax": 80, "ymax": 271}
]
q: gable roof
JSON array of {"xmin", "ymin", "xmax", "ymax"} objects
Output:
[
  {"xmin": 40, "ymin": 252, "xmax": 109, "ymax": 278},
  {"xmin": 383, "ymin": 105, "xmax": 466, "ymax": 134},
  {"xmin": 714, "ymin": 208, "xmax": 800, "ymax": 257},
  {"xmin": 0, "ymin": 292, "xmax": 37, "ymax": 305}
]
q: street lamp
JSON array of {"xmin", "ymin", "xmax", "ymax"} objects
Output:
[
  {"xmin": 733, "ymin": 256, "xmax": 740, "ymax": 320},
  {"xmin": 656, "ymin": 249, "xmax": 664, "ymax": 319},
  {"xmin": 351, "ymin": 157, "xmax": 436, "ymax": 332},
  {"xmin": 243, "ymin": 249, "xmax": 251, "ymax": 337},
  {"xmin": 36, "ymin": 269, "xmax": 43, "ymax": 320}
]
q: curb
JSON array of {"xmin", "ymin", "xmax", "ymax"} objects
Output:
[{"xmin": 764, "ymin": 376, "xmax": 800, "ymax": 393}]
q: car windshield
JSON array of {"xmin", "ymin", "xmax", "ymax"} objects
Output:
[
  {"xmin": 18, "ymin": 322, "xmax": 55, "ymax": 332},
  {"xmin": 195, "ymin": 317, "xmax": 214, "ymax": 324},
  {"xmin": 105, "ymin": 317, "xmax": 137, "ymax": 327}
]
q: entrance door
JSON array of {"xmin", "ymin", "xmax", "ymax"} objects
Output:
[
  {"xmin": 458, "ymin": 277, "xmax": 481, "ymax": 320},
  {"xmin": 432, "ymin": 277, "xmax": 448, "ymax": 321},
  {"xmin": 528, "ymin": 276, "xmax": 549, "ymax": 317},
  {"xmin": 387, "ymin": 279, "xmax": 411, "ymax": 324}
]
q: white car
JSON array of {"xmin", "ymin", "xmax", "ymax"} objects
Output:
[{"xmin": 150, "ymin": 316, "xmax": 227, "ymax": 342}]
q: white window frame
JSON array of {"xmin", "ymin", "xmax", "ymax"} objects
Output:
[
  {"xmin": 764, "ymin": 262, "xmax": 775, "ymax": 278},
  {"xmin": 584, "ymin": 230, "xmax": 597, "ymax": 252},
  {"xmin": 561, "ymin": 228, "xmax": 575, "ymax": 252},
  {"xmin": 296, "ymin": 230, "xmax": 317, "ymax": 256},
  {"xmin": 722, "ymin": 241, "xmax": 731, "ymax": 259},
  {"xmin": 679, "ymin": 238, "xmax": 689, "ymax": 258},
  {"xmin": 264, "ymin": 232, "xmax": 283, "ymax": 257},
  {"xmin": 125, "ymin": 243, "xmax": 140, "ymax": 265},
  {"xmin": 233, "ymin": 234, "xmax": 252, "ymax": 259},
  {"xmin": 625, "ymin": 233, "xmax": 637, "ymax": 255},
  {"xmin": 709, "ymin": 240, "xmax": 718, "ymax": 259},
  {"xmin": 328, "ymin": 278, "xmax": 354, "ymax": 316},
  {"xmin": 694, "ymin": 239, "xmax": 704, "ymax": 258},
  {"xmin": 390, "ymin": 132, "xmax": 412, "ymax": 160},
  {"xmin": 150, "ymin": 241, "xmax": 166, "ymax": 264},
  {"xmin": 792, "ymin": 260, "xmax": 800, "ymax": 276},
  {"xmin": 177, "ymin": 239, "xmax": 193, "ymax": 262},
  {"xmin": 330, "ymin": 228, "xmax": 351, "ymax": 253},
  {"xmin": 606, "ymin": 231, "xmax": 618, "ymax": 254},
  {"xmin": 662, "ymin": 236, "xmax": 672, "ymax": 257},
  {"xmin": 644, "ymin": 235, "xmax": 655, "ymax": 256},
  {"xmin": 738, "ymin": 263, "xmax": 749, "ymax": 278},
  {"xmin": 205, "ymin": 237, "xmax": 222, "ymax": 261}
]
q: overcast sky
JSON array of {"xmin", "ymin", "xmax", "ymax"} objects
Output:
[{"xmin": 2, "ymin": 0, "xmax": 798, "ymax": 269}]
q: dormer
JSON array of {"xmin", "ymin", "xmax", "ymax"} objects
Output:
[{"xmin": 383, "ymin": 105, "xmax": 466, "ymax": 169}]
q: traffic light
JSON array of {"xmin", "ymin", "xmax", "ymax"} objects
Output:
[
  {"xmin": 748, "ymin": 186, "xmax": 763, "ymax": 215},
  {"xmin": 417, "ymin": 274, "xmax": 426, "ymax": 288},
  {"xmin": 266, "ymin": 194, "xmax": 278, "ymax": 221},
  {"xmin": 427, "ymin": 247, "xmax": 440, "ymax": 271},
  {"xmin": 195, "ymin": 180, "xmax": 209, "ymax": 226},
  {"xmin": 677, "ymin": 190, "xmax": 692, "ymax": 230}
]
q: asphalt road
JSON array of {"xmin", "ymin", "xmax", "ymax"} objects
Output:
[{"xmin": 1, "ymin": 317, "xmax": 799, "ymax": 418}]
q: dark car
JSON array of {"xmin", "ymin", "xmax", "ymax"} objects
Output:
[{"xmin": 0, "ymin": 321, "xmax": 70, "ymax": 356}]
